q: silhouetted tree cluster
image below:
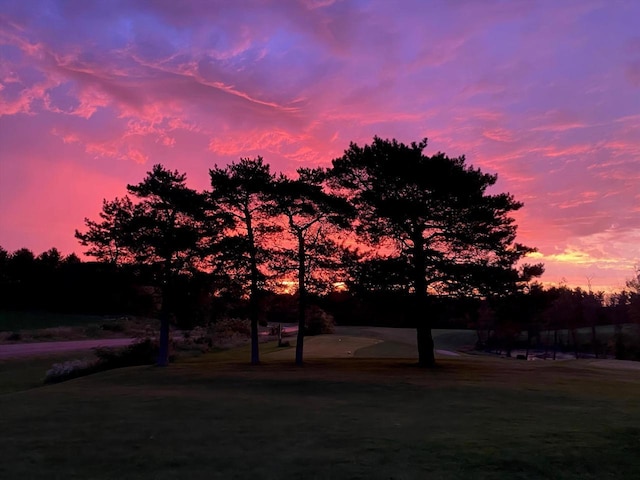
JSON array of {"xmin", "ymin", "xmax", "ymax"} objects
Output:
[
  {"xmin": 0, "ymin": 246, "xmax": 217, "ymax": 321},
  {"xmin": 469, "ymin": 280, "xmax": 640, "ymax": 360},
  {"xmin": 10, "ymin": 137, "xmax": 544, "ymax": 367},
  {"xmin": 330, "ymin": 137, "xmax": 541, "ymax": 365},
  {"xmin": 0, "ymin": 247, "xmax": 129, "ymax": 313}
]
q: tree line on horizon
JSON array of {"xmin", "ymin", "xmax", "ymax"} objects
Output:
[
  {"xmin": 1, "ymin": 244, "xmax": 638, "ymax": 361},
  {"xmin": 2, "ymin": 137, "xmax": 638, "ymax": 365}
]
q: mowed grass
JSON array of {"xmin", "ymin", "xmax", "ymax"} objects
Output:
[
  {"xmin": 1, "ymin": 341, "xmax": 639, "ymax": 480},
  {"xmin": 0, "ymin": 311, "xmax": 111, "ymax": 331},
  {"xmin": 0, "ymin": 353, "xmax": 97, "ymax": 394}
]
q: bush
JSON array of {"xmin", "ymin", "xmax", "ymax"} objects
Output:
[
  {"xmin": 175, "ymin": 326, "xmax": 214, "ymax": 354},
  {"xmin": 213, "ymin": 318, "xmax": 251, "ymax": 338},
  {"xmin": 94, "ymin": 338, "xmax": 160, "ymax": 368},
  {"xmin": 44, "ymin": 338, "xmax": 161, "ymax": 384},
  {"xmin": 305, "ymin": 306, "xmax": 335, "ymax": 336},
  {"xmin": 182, "ymin": 326, "xmax": 212, "ymax": 344},
  {"xmin": 44, "ymin": 358, "xmax": 100, "ymax": 384},
  {"xmin": 100, "ymin": 322, "xmax": 125, "ymax": 332}
]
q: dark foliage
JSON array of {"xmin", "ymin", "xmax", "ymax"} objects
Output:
[
  {"xmin": 93, "ymin": 338, "xmax": 161, "ymax": 368},
  {"xmin": 330, "ymin": 137, "xmax": 542, "ymax": 365},
  {"xmin": 271, "ymin": 167, "xmax": 355, "ymax": 364},
  {"xmin": 75, "ymin": 164, "xmax": 228, "ymax": 366},
  {"xmin": 209, "ymin": 156, "xmax": 277, "ymax": 364}
]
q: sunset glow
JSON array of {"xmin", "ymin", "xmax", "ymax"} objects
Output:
[{"xmin": 1, "ymin": 0, "xmax": 639, "ymax": 292}]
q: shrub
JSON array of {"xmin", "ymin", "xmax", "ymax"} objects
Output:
[
  {"xmin": 100, "ymin": 322, "xmax": 125, "ymax": 332},
  {"xmin": 175, "ymin": 326, "xmax": 214, "ymax": 354},
  {"xmin": 213, "ymin": 318, "xmax": 251, "ymax": 338},
  {"xmin": 305, "ymin": 306, "xmax": 335, "ymax": 336},
  {"xmin": 44, "ymin": 358, "xmax": 100, "ymax": 384},
  {"xmin": 44, "ymin": 338, "xmax": 161, "ymax": 385},
  {"xmin": 94, "ymin": 338, "xmax": 160, "ymax": 368},
  {"xmin": 32, "ymin": 327, "xmax": 77, "ymax": 341},
  {"xmin": 182, "ymin": 326, "xmax": 211, "ymax": 344}
]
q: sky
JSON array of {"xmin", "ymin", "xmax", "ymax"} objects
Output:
[{"xmin": 0, "ymin": 0, "xmax": 639, "ymax": 292}]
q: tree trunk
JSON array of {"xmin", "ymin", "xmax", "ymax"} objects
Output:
[
  {"xmin": 157, "ymin": 290, "xmax": 170, "ymax": 367},
  {"xmin": 157, "ymin": 266, "xmax": 172, "ymax": 367},
  {"xmin": 245, "ymin": 205, "xmax": 260, "ymax": 365},
  {"xmin": 417, "ymin": 325, "xmax": 435, "ymax": 367},
  {"xmin": 412, "ymin": 228, "xmax": 435, "ymax": 367},
  {"xmin": 295, "ymin": 232, "xmax": 305, "ymax": 366},
  {"xmin": 544, "ymin": 330, "xmax": 549, "ymax": 359},
  {"xmin": 250, "ymin": 315, "xmax": 259, "ymax": 365}
]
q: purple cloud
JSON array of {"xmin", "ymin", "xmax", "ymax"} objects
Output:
[{"xmin": 1, "ymin": 0, "xmax": 639, "ymax": 290}]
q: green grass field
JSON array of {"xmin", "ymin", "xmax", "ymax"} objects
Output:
[
  {"xmin": 0, "ymin": 311, "xmax": 117, "ymax": 331},
  {"xmin": 1, "ymin": 333, "xmax": 639, "ymax": 479}
]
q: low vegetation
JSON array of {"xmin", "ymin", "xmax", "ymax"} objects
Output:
[
  {"xmin": 0, "ymin": 312, "xmax": 159, "ymax": 344},
  {"xmin": 43, "ymin": 339, "xmax": 161, "ymax": 384}
]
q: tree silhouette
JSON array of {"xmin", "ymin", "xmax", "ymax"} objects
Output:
[
  {"xmin": 330, "ymin": 137, "xmax": 540, "ymax": 366},
  {"xmin": 77, "ymin": 164, "xmax": 219, "ymax": 366},
  {"xmin": 346, "ymin": 255, "xmax": 413, "ymax": 294},
  {"xmin": 0, "ymin": 246, "xmax": 8, "ymax": 288},
  {"xmin": 36, "ymin": 247, "xmax": 62, "ymax": 269},
  {"xmin": 627, "ymin": 267, "xmax": 640, "ymax": 325},
  {"xmin": 272, "ymin": 168, "xmax": 354, "ymax": 365},
  {"xmin": 75, "ymin": 197, "xmax": 136, "ymax": 264},
  {"xmin": 209, "ymin": 157, "xmax": 277, "ymax": 364},
  {"xmin": 5, "ymin": 248, "xmax": 36, "ymax": 309}
]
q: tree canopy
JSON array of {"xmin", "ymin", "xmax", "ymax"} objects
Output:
[
  {"xmin": 330, "ymin": 136, "xmax": 542, "ymax": 365},
  {"xmin": 209, "ymin": 156, "xmax": 277, "ymax": 364},
  {"xmin": 76, "ymin": 164, "xmax": 221, "ymax": 366},
  {"xmin": 272, "ymin": 167, "xmax": 355, "ymax": 365},
  {"xmin": 71, "ymin": 138, "xmax": 544, "ymax": 368}
]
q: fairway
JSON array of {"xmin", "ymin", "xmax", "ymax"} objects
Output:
[
  {"xmin": 264, "ymin": 327, "xmax": 474, "ymax": 360},
  {"xmin": 1, "ymin": 337, "xmax": 639, "ymax": 480}
]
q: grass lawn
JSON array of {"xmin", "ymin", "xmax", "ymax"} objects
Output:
[
  {"xmin": 1, "ymin": 339, "xmax": 639, "ymax": 479},
  {"xmin": 0, "ymin": 311, "xmax": 113, "ymax": 331},
  {"xmin": 0, "ymin": 352, "xmax": 99, "ymax": 394}
]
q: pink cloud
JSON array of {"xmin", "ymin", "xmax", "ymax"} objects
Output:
[
  {"xmin": 1, "ymin": 0, "xmax": 639, "ymax": 292},
  {"xmin": 541, "ymin": 144, "xmax": 595, "ymax": 158},
  {"xmin": 530, "ymin": 111, "xmax": 591, "ymax": 132},
  {"xmin": 127, "ymin": 148, "xmax": 148, "ymax": 165},
  {"xmin": 482, "ymin": 128, "xmax": 516, "ymax": 143}
]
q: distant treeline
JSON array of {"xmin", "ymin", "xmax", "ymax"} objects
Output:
[
  {"xmin": 0, "ymin": 247, "xmax": 150, "ymax": 316},
  {"xmin": 1, "ymin": 245, "xmax": 639, "ymax": 361},
  {"xmin": 2, "ymin": 138, "xmax": 639, "ymax": 364}
]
